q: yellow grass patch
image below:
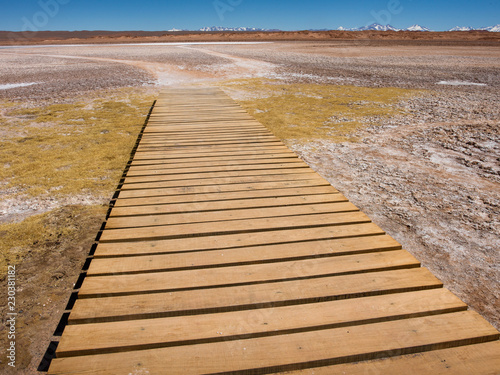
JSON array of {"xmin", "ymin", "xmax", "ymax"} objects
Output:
[
  {"xmin": 1, "ymin": 88, "xmax": 157, "ymax": 198},
  {"xmin": 219, "ymin": 79, "xmax": 423, "ymax": 143},
  {"xmin": 0, "ymin": 88, "xmax": 158, "ymax": 274}
]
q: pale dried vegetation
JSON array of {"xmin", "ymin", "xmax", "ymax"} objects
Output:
[
  {"xmin": 0, "ymin": 87, "xmax": 158, "ymax": 274},
  {"xmin": 219, "ymin": 78, "xmax": 423, "ymax": 143}
]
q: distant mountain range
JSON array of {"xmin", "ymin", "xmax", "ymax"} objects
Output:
[
  {"xmin": 172, "ymin": 24, "xmax": 500, "ymax": 33},
  {"xmin": 337, "ymin": 23, "xmax": 500, "ymax": 32},
  {"xmin": 168, "ymin": 26, "xmax": 280, "ymax": 32},
  {"xmin": 448, "ymin": 25, "xmax": 500, "ymax": 32},
  {"xmin": 337, "ymin": 24, "xmax": 430, "ymax": 31},
  {"xmin": 199, "ymin": 26, "xmax": 281, "ymax": 32}
]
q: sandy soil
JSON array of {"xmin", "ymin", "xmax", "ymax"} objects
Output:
[{"xmin": 0, "ymin": 41, "xmax": 499, "ymax": 373}]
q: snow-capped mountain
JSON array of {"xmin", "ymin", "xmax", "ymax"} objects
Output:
[
  {"xmin": 480, "ymin": 24, "xmax": 500, "ymax": 32},
  {"xmin": 198, "ymin": 26, "xmax": 273, "ymax": 32},
  {"xmin": 406, "ymin": 24, "xmax": 431, "ymax": 31},
  {"xmin": 337, "ymin": 26, "xmax": 360, "ymax": 31},
  {"xmin": 449, "ymin": 26, "xmax": 475, "ymax": 31},
  {"xmin": 448, "ymin": 24, "xmax": 500, "ymax": 32},
  {"xmin": 174, "ymin": 24, "xmax": 500, "ymax": 33},
  {"xmin": 358, "ymin": 23, "xmax": 400, "ymax": 31},
  {"xmin": 337, "ymin": 24, "xmax": 431, "ymax": 32}
]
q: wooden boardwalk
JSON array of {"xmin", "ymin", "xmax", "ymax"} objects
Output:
[{"xmin": 48, "ymin": 87, "xmax": 499, "ymax": 374}]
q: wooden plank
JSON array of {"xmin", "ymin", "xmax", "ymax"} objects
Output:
[
  {"xmin": 138, "ymin": 133, "xmax": 277, "ymax": 139},
  {"xmin": 134, "ymin": 146, "xmax": 288, "ymax": 154},
  {"xmin": 149, "ymin": 110, "xmax": 251, "ymax": 116},
  {"xmin": 126, "ymin": 161, "xmax": 309, "ymax": 176},
  {"xmin": 105, "ymin": 202, "xmax": 359, "ymax": 229},
  {"xmin": 135, "ymin": 140, "xmax": 283, "ymax": 151},
  {"xmin": 142, "ymin": 124, "xmax": 267, "ymax": 132},
  {"xmin": 69, "ymin": 268, "xmax": 442, "ymax": 323},
  {"xmin": 110, "ymin": 193, "xmax": 346, "ymax": 215},
  {"xmin": 273, "ymin": 340, "xmax": 500, "ymax": 375},
  {"xmin": 133, "ymin": 147, "xmax": 294, "ymax": 159},
  {"xmin": 110, "ymin": 189, "xmax": 343, "ymax": 213},
  {"xmin": 94, "ymin": 223, "xmax": 386, "ymax": 257},
  {"xmin": 146, "ymin": 118, "xmax": 260, "ymax": 124},
  {"xmin": 138, "ymin": 135, "xmax": 279, "ymax": 143},
  {"xmin": 138, "ymin": 135, "xmax": 279, "ymax": 142},
  {"xmin": 144, "ymin": 123, "xmax": 264, "ymax": 128},
  {"xmin": 137, "ymin": 131, "xmax": 281, "ymax": 138},
  {"xmin": 136, "ymin": 139, "xmax": 282, "ymax": 149},
  {"xmin": 145, "ymin": 121, "xmax": 262, "ymax": 126},
  {"xmin": 141, "ymin": 130, "xmax": 272, "ymax": 139},
  {"xmin": 79, "ymin": 250, "xmax": 420, "ymax": 297},
  {"xmin": 124, "ymin": 162, "xmax": 309, "ymax": 178},
  {"xmin": 141, "ymin": 134, "xmax": 276, "ymax": 142},
  {"xmin": 150, "ymin": 106, "xmax": 246, "ymax": 110},
  {"xmin": 143, "ymin": 132, "xmax": 272, "ymax": 138},
  {"xmin": 56, "ymin": 288, "xmax": 467, "ymax": 357},
  {"xmin": 133, "ymin": 143, "xmax": 289, "ymax": 152},
  {"xmin": 148, "ymin": 110, "xmax": 252, "ymax": 115},
  {"xmin": 49, "ymin": 311, "xmax": 499, "ymax": 374},
  {"xmin": 123, "ymin": 166, "xmax": 318, "ymax": 184},
  {"xmin": 122, "ymin": 168, "xmax": 314, "ymax": 183},
  {"xmin": 130, "ymin": 155, "xmax": 299, "ymax": 166},
  {"xmin": 153, "ymin": 109, "xmax": 247, "ymax": 112},
  {"xmin": 129, "ymin": 153, "xmax": 300, "ymax": 166},
  {"xmin": 127, "ymin": 158, "xmax": 303, "ymax": 171},
  {"xmin": 89, "ymin": 235, "xmax": 401, "ymax": 274},
  {"xmin": 98, "ymin": 211, "xmax": 372, "ymax": 242},
  {"xmin": 120, "ymin": 172, "xmax": 323, "ymax": 190},
  {"xmin": 150, "ymin": 111, "xmax": 253, "ymax": 115},
  {"xmin": 135, "ymin": 134, "xmax": 280, "ymax": 140},
  {"xmin": 151, "ymin": 106, "xmax": 249, "ymax": 111},
  {"xmin": 117, "ymin": 179, "xmax": 331, "ymax": 199},
  {"xmin": 146, "ymin": 117, "xmax": 263, "ymax": 122},
  {"xmin": 145, "ymin": 129, "xmax": 273, "ymax": 135},
  {"xmin": 150, "ymin": 114, "xmax": 251, "ymax": 118},
  {"xmin": 140, "ymin": 126, "xmax": 270, "ymax": 133}
]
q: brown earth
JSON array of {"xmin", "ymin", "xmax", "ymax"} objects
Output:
[
  {"xmin": 0, "ymin": 40, "xmax": 499, "ymax": 373},
  {"xmin": 1, "ymin": 29, "xmax": 500, "ymax": 46},
  {"xmin": 0, "ymin": 206, "xmax": 106, "ymax": 373}
]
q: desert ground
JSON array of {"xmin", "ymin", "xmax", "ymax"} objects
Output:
[{"xmin": 0, "ymin": 39, "xmax": 499, "ymax": 373}]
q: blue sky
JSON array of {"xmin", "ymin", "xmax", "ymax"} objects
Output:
[{"xmin": 1, "ymin": 0, "xmax": 499, "ymax": 32}]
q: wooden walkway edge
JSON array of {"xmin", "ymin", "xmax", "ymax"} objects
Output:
[{"xmin": 48, "ymin": 87, "xmax": 500, "ymax": 374}]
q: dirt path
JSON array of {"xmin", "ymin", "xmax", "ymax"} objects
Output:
[
  {"xmin": 178, "ymin": 45, "xmax": 277, "ymax": 78},
  {"xmin": 0, "ymin": 50, "xmax": 212, "ymax": 85},
  {"xmin": 0, "ymin": 44, "xmax": 278, "ymax": 85}
]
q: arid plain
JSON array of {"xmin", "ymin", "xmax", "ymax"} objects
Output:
[{"xmin": 0, "ymin": 39, "xmax": 499, "ymax": 373}]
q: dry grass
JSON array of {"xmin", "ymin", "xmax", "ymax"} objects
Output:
[
  {"xmin": 220, "ymin": 79, "xmax": 423, "ymax": 143},
  {"xmin": 0, "ymin": 87, "xmax": 158, "ymax": 275},
  {"xmin": 1, "ymin": 88, "xmax": 157, "ymax": 198}
]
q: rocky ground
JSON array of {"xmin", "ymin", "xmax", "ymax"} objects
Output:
[
  {"xmin": 0, "ymin": 41, "xmax": 499, "ymax": 373},
  {"xmin": 292, "ymin": 96, "xmax": 500, "ymax": 329}
]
